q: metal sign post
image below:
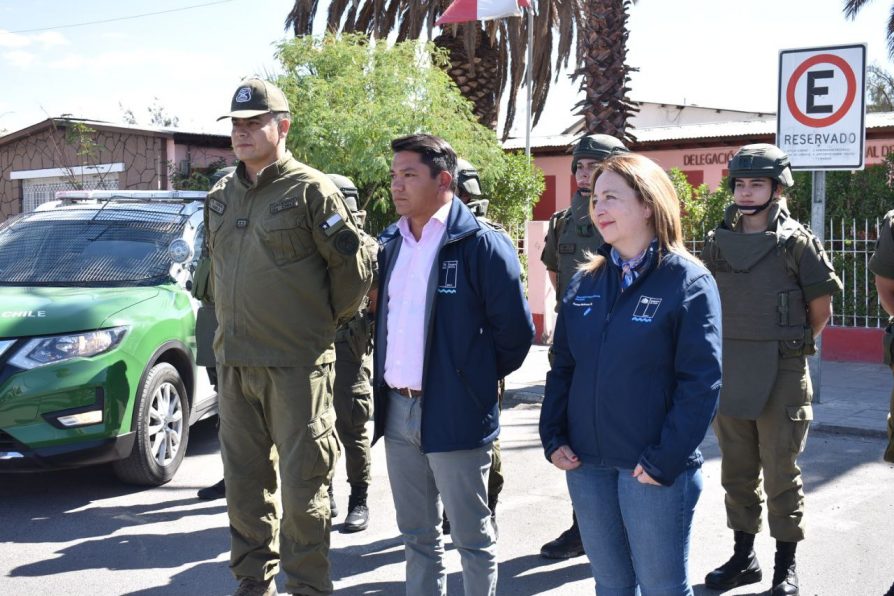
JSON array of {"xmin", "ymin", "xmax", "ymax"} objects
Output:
[
  {"xmin": 809, "ymin": 171, "xmax": 826, "ymax": 402},
  {"xmin": 777, "ymin": 43, "xmax": 867, "ymax": 403}
]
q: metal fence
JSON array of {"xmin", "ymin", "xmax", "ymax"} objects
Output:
[
  {"xmin": 825, "ymin": 217, "xmax": 886, "ymax": 328},
  {"xmin": 683, "ymin": 218, "xmax": 886, "ymax": 329}
]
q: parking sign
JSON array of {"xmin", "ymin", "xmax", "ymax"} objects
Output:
[{"xmin": 777, "ymin": 44, "xmax": 866, "ymax": 170}]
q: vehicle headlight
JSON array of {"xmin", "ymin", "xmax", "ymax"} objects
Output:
[{"xmin": 9, "ymin": 327, "xmax": 129, "ymax": 369}]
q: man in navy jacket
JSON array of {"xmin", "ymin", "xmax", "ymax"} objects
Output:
[{"xmin": 373, "ymin": 134, "xmax": 534, "ymax": 595}]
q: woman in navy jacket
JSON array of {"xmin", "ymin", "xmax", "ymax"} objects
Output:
[{"xmin": 539, "ymin": 153, "xmax": 722, "ymax": 595}]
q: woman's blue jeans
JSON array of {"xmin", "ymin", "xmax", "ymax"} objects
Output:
[{"xmin": 566, "ymin": 463, "xmax": 703, "ymax": 596}]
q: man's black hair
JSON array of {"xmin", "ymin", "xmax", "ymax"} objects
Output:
[{"xmin": 390, "ymin": 134, "xmax": 457, "ymax": 190}]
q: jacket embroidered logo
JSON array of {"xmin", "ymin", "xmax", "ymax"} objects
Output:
[
  {"xmin": 573, "ymin": 294, "xmax": 600, "ymax": 316},
  {"xmin": 438, "ymin": 260, "xmax": 458, "ymax": 294},
  {"xmin": 632, "ymin": 296, "xmax": 662, "ymax": 323}
]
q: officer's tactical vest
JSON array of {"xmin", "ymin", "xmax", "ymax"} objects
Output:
[
  {"xmin": 705, "ymin": 206, "xmax": 811, "ymax": 419},
  {"xmin": 708, "ymin": 217, "xmax": 807, "ymax": 342},
  {"xmin": 555, "ymin": 191, "xmax": 604, "ymax": 296}
]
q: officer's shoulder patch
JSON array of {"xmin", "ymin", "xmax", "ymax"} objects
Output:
[
  {"xmin": 208, "ymin": 199, "xmax": 226, "ymax": 215},
  {"xmin": 319, "ymin": 212, "xmax": 347, "ymax": 237},
  {"xmin": 334, "ymin": 229, "xmax": 360, "ymax": 255}
]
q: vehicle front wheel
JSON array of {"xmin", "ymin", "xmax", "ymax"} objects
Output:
[{"xmin": 113, "ymin": 362, "xmax": 189, "ymax": 485}]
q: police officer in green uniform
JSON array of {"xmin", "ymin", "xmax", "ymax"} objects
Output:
[
  {"xmin": 538, "ymin": 134, "xmax": 629, "ymax": 559},
  {"xmin": 196, "ymin": 174, "xmax": 372, "ymax": 526},
  {"xmin": 326, "ymin": 173, "xmax": 378, "ymax": 533},
  {"xmin": 208, "ymin": 78, "xmax": 374, "ymax": 596},
  {"xmin": 702, "ymin": 144, "xmax": 842, "ymax": 596},
  {"xmin": 436, "ymin": 158, "xmax": 504, "ymax": 537},
  {"xmin": 870, "ymin": 213, "xmax": 894, "ymax": 596},
  {"xmin": 869, "ymin": 209, "xmax": 894, "ymax": 464}
]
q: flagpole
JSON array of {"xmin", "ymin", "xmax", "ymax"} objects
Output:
[{"xmin": 525, "ymin": 4, "xmax": 533, "ymax": 160}]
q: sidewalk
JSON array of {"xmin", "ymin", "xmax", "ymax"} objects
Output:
[{"xmin": 505, "ymin": 345, "xmax": 892, "ymax": 438}]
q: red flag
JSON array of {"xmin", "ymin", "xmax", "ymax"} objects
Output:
[{"xmin": 436, "ymin": 0, "xmax": 531, "ymax": 26}]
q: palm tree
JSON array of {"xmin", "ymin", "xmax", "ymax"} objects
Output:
[
  {"xmin": 285, "ymin": 1, "xmax": 637, "ymax": 140},
  {"xmin": 843, "ymin": 1, "xmax": 894, "ymax": 57},
  {"xmin": 574, "ymin": 1, "xmax": 638, "ymax": 139}
]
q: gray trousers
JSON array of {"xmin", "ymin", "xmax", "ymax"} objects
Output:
[{"xmin": 384, "ymin": 390, "xmax": 496, "ymax": 596}]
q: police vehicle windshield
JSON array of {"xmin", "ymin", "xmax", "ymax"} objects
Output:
[{"xmin": 0, "ymin": 207, "xmax": 187, "ymax": 287}]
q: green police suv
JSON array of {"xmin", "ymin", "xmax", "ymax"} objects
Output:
[{"xmin": 0, "ymin": 190, "xmax": 217, "ymax": 485}]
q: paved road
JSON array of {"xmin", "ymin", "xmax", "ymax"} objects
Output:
[{"xmin": 1, "ymin": 401, "xmax": 892, "ymax": 595}]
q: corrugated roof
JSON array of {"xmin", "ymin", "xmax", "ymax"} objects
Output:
[{"xmin": 503, "ymin": 111, "xmax": 894, "ymax": 151}]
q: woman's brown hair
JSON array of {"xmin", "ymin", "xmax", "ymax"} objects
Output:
[{"xmin": 579, "ymin": 153, "xmax": 697, "ymax": 274}]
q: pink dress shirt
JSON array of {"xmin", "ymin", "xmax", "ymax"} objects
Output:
[{"xmin": 383, "ymin": 201, "xmax": 452, "ymax": 391}]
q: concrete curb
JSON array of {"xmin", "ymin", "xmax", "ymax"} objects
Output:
[{"xmin": 811, "ymin": 423, "xmax": 888, "ymax": 439}]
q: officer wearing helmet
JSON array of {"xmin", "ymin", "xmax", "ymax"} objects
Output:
[
  {"xmin": 456, "ymin": 158, "xmax": 490, "ymax": 218},
  {"xmin": 701, "ymin": 144, "xmax": 841, "ymax": 596},
  {"xmin": 440, "ymin": 158, "xmax": 505, "ymax": 537},
  {"xmin": 538, "ymin": 133, "xmax": 629, "ymax": 560},
  {"xmin": 326, "ymin": 173, "xmax": 378, "ymax": 532}
]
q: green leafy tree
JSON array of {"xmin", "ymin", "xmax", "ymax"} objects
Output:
[
  {"xmin": 668, "ymin": 168, "xmax": 730, "ymax": 245},
  {"xmin": 274, "ymin": 33, "xmax": 542, "ymax": 232},
  {"xmin": 170, "ymin": 158, "xmax": 229, "ymax": 191}
]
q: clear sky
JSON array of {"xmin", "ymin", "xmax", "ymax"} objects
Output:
[{"xmin": 2, "ymin": 0, "xmax": 893, "ymax": 136}]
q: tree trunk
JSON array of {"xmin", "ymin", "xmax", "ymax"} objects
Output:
[
  {"xmin": 575, "ymin": 0, "xmax": 638, "ymax": 140},
  {"xmin": 433, "ymin": 27, "xmax": 504, "ymax": 131}
]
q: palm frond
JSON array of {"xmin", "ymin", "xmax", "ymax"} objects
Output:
[{"xmin": 285, "ymin": 0, "xmax": 636, "ymax": 138}]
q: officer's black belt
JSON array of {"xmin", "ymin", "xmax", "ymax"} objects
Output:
[{"xmin": 389, "ymin": 386, "xmax": 422, "ymax": 398}]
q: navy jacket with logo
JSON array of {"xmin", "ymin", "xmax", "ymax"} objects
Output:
[
  {"xmin": 539, "ymin": 243, "xmax": 722, "ymax": 486},
  {"xmin": 372, "ymin": 198, "xmax": 534, "ymax": 453}
]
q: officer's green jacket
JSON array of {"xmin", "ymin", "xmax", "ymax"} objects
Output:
[
  {"xmin": 205, "ymin": 152, "xmax": 374, "ymax": 367},
  {"xmin": 541, "ymin": 190, "xmax": 604, "ymax": 303}
]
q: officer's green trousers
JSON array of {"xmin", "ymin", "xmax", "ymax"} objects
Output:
[
  {"xmin": 333, "ymin": 340, "xmax": 373, "ymax": 489},
  {"xmin": 218, "ymin": 364, "xmax": 339, "ymax": 596},
  {"xmin": 487, "ymin": 379, "xmax": 507, "ymax": 504},
  {"xmin": 713, "ymin": 356, "xmax": 812, "ymax": 543}
]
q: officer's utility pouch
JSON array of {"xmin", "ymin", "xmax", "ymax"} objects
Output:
[
  {"xmin": 299, "ymin": 407, "xmax": 340, "ymax": 482},
  {"xmin": 776, "ymin": 291, "xmax": 790, "ymax": 326},
  {"xmin": 883, "ymin": 319, "xmax": 894, "ymax": 366},
  {"xmin": 776, "ymin": 290, "xmax": 804, "ymax": 326},
  {"xmin": 779, "ymin": 327, "xmax": 815, "ymax": 358},
  {"xmin": 786, "ymin": 404, "xmax": 814, "ymax": 453}
]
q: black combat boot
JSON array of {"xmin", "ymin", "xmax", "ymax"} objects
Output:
[
  {"xmin": 769, "ymin": 541, "xmax": 799, "ymax": 595},
  {"xmin": 327, "ymin": 484, "xmax": 338, "ymax": 519},
  {"xmin": 343, "ymin": 485, "xmax": 369, "ymax": 533},
  {"xmin": 441, "ymin": 510, "xmax": 451, "ymax": 535},
  {"xmin": 196, "ymin": 478, "xmax": 226, "ymax": 500},
  {"xmin": 540, "ymin": 514, "xmax": 585, "ymax": 559},
  {"xmin": 704, "ymin": 530, "xmax": 762, "ymax": 590}
]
